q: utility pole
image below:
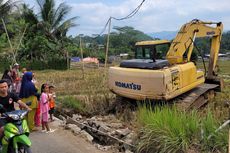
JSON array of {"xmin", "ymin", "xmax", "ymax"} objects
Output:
[
  {"xmin": 14, "ymin": 25, "xmax": 27, "ymax": 63},
  {"xmin": 228, "ymin": 101, "xmax": 230, "ymax": 153},
  {"xmin": 1, "ymin": 18, "xmax": 27, "ymax": 66},
  {"xmin": 1, "ymin": 18, "xmax": 14, "ymax": 64},
  {"xmin": 104, "ymin": 17, "xmax": 112, "ymax": 69},
  {"xmin": 66, "ymin": 50, "xmax": 69, "ymax": 69},
  {"xmin": 79, "ymin": 34, "xmax": 85, "ymax": 79}
]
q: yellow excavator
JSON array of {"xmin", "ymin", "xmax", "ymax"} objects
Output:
[{"xmin": 108, "ymin": 19, "xmax": 223, "ymax": 110}]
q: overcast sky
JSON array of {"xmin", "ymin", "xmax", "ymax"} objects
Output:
[{"xmin": 22, "ymin": 0, "xmax": 230, "ymax": 37}]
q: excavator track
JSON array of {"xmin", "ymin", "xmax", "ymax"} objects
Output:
[
  {"xmin": 113, "ymin": 83, "xmax": 220, "ymax": 117},
  {"xmin": 113, "ymin": 83, "xmax": 219, "ymax": 115},
  {"xmin": 174, "ymin": 83, "xmax": 218, "ymax": 111}
]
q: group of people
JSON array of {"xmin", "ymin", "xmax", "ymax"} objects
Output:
[
  {"xmin": 1, "ymin": 63, "xmax": 23, "ymax": 94},
  {"xmin": 0, "ymin": 63, "xmax": 56, "ymax": 134}
]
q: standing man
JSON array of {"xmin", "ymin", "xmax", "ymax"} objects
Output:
[
  {"xmin": 0, "ymin": 80, "xmax": 31, "ymax": 138},
  {"xmin": 11, "ymin": 63, "xmax": 21, "ymax": 94},
  {"xmin": 11, "ymin": 63, "xmax": 20, "ymax": 81}
]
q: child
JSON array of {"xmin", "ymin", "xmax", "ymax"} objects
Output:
[
  {"xmin": 49, "ymin": 85, "xmax": 56, "ymax": 122},
  {"xmin": 40, "ymin": 84, "xmax": 54, "ymax": 133}
]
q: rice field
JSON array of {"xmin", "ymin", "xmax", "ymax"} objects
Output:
[
  {"xmin": 0, "ymin": 59, "xmax": 229, "ymax": 152},
  {"xmin": 34, "ymin": 68, "xmax": 114, "ymax": 114}
]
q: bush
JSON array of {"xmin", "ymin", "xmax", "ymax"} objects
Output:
[
  {"xmin": 47, "ymin": 58, "xmax": 69, "ymax": 70},
  {"xmin": 27, "ymin": 58, "xmax": 68, "ymax": 70},
  {"xmin": 0, "ymin": 58, "xmax": 68, "ymax": 72},
  {"xmin": 136, "ymin": 105, "xmax": 228, "ymax": 153}
]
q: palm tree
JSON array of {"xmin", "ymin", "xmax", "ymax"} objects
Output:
[
  {"xmin": 30, "ymin": 0, "xmax": 78, "ymax": 39},
  {"xmin": 22, "ymin": 0, "xmax": 78, "ymax": 41},
  {"xmin": 21, "ymin": 4, "xmax": 39, "ymax": 25},
  {"xmin": 0, "ymin": 0, "xmax": 16, "ymax": 19},
  {"xmin": 20, "ymin": 0, "xmax": 78, "ymax": 60}
]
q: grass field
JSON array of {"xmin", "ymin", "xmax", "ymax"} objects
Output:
[
  {"xmin": 0, "ymin": 59, "xmax": 229, "ymax": 152},
  {"xmin": 197, "ymin": 59, "xmax": 230, "ymax": 75},
  {"xmin": 0, "ymin": 59, "xmax": 228, "ymax": 116},
  {"xmin": 34, "ymin": 68, "xmax": 114, "ymax": 114},
  {"xmin": 136, "ymin": 106, "xmax": 228, "ymax": 153}
]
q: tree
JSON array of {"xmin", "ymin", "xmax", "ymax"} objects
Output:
[
  {"xmin": 20, "ymin": 0, "xmax": 78, "ymax": 60},
  {"xmin": 0, "ymin": 0, "xmax": 16, "ymax": 19},
  {"xmin": 0, "ymin": 8, "xmax": 28, "ymax": 65},
  {"xmin": 109, "ymin": 26, "xmax": 153, "ymax": 55},
  {"xmin": 70, "ymin": 26, "xmax": 153, "ymax": 59},
  {"xmin": 0, "ymin": 0, "xmax": 18, "ymax": 54},
  {"xmin": 36, "ymin": 0, "xmax": 78, "ymax": 40},
  {"xmin": 220, "ymin": 31, "xmax": 230, "ymax": 53},
  {"xmin": 194, "ymin": 31, "xmax": 230, "ymax": 55}
]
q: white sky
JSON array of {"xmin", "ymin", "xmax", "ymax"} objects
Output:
[{"xmin": 22, "ymin": 0, "xmax": 230, "ymax": 36}]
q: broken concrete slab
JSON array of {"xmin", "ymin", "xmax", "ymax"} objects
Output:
[
  {"xmin": 80, "ymin": 130, "xmax": 94, "ymax": 143},
  {"xmin": 115, "ymin": 128, "xmax": 131, "ymax": 137}
]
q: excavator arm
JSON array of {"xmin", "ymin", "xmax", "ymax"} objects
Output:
[{"xmin": 166, "ymin": 19, "xmax": 223, "ymax": 78}]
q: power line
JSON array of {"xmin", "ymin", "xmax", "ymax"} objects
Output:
[
  {"xmin": 93, "ymin": 0, "xmax": 146, "ymax": 38},
  {"xmin": 97, "ymin": 18, "xmax": 111, "ymax": 37},
  {"xmin": 111, "ymin": 0, "xmax": 145, "ymax": 21}
]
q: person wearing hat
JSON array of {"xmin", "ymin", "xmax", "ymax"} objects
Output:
[
  {"xmin": 11, "ymin": 63, "xmax": 21, "ymax": 95},
  {"xmin": 11, "ymin": 63, "xmax": 19, "ymax": 81}
]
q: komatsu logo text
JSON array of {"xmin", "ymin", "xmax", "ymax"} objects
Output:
[
  {"xmin": 207, "ymin": 31, "xmax": 215, "ymax": 35},
  {"xmin": 115, "ymin": 81, "xmax": 141, "ymax": 90}
]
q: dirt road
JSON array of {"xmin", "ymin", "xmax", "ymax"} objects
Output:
[{"xmin": 30, "ymin": 119, "xmax": 112, "ymax": 153}]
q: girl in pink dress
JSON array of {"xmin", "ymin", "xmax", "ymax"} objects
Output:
[{"xmin": 40, "ymin": 84, "xmax": 54, "ymax": 133}]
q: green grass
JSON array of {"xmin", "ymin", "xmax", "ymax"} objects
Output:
[
  {"xmin": 196, "ymin": 59, "xmax": 230, "ymax": 75},
  {"xmin": 216, "ymin": 60, "xmax": 230, "ymax": 75},
  {"xmin": 136, "ymin": 105, "xmax": 228, "ymax": 153},
  {"xmin": 57, "ymin": 96, "xmax": 87, "ymax": 113}
]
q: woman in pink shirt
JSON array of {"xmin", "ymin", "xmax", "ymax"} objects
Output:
[{"xmin": 40, "ymin": 84, "xmax": 54, "ymax": 133}]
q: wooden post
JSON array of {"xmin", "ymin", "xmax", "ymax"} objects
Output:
[
  {"xmin": 80, "ymin": 35, "xmax": 84, "ymax": 79},
  {"xmin": 14, "ymin": 25, "xmax": 27, "ymax": 62},
  {"xmin": 229, "ymin": 102, "xmax": 230, "ymax": 153},
  {"xmin": 104, "ymin": 17, "xmax": 111, "ymax": 69},
  {"xmin": 66, "ymin": 50, "xmax": 69, "ymax": 69},
  {"xmin": 1, "ymin": 18, "xmax": 14, "ymax": 64},
  {"xmin": 1, "ymin": 18, "xmax": 13, "ymax": 49},
  {"xmin": 229, "ymin": 129, "xmax": 230, "ymax": 153},
  {"xmin": 2, "ymin": 18, "xmax": 27, "ymax": 65}
]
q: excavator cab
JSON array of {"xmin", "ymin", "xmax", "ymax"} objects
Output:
[
  {"xmin": 120, "ymin": 40, "xmax": 171, "ymax": 70},
  {"xmin": 135, "ymin": 40, "xmax": 170, "ymax": 61}
]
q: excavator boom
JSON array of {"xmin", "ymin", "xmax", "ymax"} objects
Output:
[{"xmin": 166, "ymin": 19, "xmax": 223, "ymax": 78}]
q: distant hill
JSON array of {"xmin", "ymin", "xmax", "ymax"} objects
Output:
[{"xmin": 148, "ymin": 31, "xmax": 177, "ymax": 40}]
